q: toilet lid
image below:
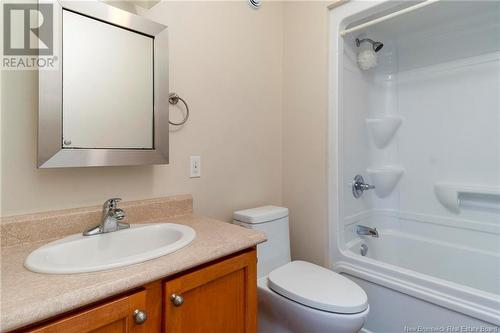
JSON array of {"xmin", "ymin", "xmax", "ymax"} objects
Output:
[{"xmin": 268, "ymin": 261, "xmax": 368, "ymax": 314}]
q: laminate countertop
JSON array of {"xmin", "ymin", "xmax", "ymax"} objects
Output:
[{"xmin": 0, "ymin": 215, "xmax": 266, "ymax": 332}]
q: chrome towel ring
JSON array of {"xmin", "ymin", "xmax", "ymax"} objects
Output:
[{"xmin": 168, "ymin": 92, "xmax": 189, "ymax": 126}]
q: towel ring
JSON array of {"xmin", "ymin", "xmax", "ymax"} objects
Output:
[{"xmin": 168, "ymin": 93, "xmax": 189, "ymax": 126}]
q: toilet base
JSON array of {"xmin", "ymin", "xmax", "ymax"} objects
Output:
[{"xmin": 258, "ymin": 277, "xmax": 369, "ymax": 333}]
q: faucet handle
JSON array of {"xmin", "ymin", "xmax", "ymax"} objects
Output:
[
  {"xmin": 352, "ymin": 175, "xmax": 375, "ymax": 199},
  {"xmin": 103, "ymin": 198, "xmax": 122, "ymax": 210},
  {"xmin": 114, "ymin": 208, "xmax": 126, "ymax": 221}
]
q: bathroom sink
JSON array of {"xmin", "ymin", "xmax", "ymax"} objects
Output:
[{"xmin": 24, "ymin": 223, "xmax": 196, "ymax": 274}]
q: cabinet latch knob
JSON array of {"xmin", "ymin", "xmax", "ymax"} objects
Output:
[
  {"xmin": 171, "ymin": 294, "xmax": 184, "ymax": 307},
  {"xmin": 133, "ymin": 309, "xmax": 147, "ymax": 324}
]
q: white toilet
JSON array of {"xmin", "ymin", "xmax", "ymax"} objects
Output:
[{"xmin": 233, "ymin": 206, "xmax": 369, "ymax": 333}]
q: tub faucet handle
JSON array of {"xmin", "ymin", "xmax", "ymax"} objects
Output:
[{"xmin": 352, "ymin": 175, "xmax": 375, "ymax": 198}]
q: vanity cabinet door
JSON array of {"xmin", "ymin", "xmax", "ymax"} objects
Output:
[
  {"xmin": 164, "ymin": 248, "xmax": 257, "ymax": 333},
  {"xmin": 24, "ymin": 290, "xmax": 147, "ymax": 333}
]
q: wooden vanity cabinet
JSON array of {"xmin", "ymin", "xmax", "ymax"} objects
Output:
[
  {"xmin": 18, "ymin": 248, "xmax": 257, "ymax": 333},
  {"xmin": 163, "ymin": 248, "xmax": 257, "ymax": 333}
]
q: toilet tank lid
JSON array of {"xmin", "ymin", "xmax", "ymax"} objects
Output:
[{"xmin": 233, "ymin": 206, "xmax": 288, "ymax": 224}]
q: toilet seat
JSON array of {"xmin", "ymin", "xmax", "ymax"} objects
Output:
[{"xmin": 268, "ymin": 260, "xmax": 368, "ymax": 314}]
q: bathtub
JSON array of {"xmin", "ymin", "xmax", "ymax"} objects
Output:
[
  {"xmin": 331, "ymin": 212, "xmax": 500, "ymax": 327},
  {"xmin": 331, "ymin": 226, "xmax": 500, "ymax": 328},
  {"xmin": 346, "ymin": 229, "xmax": 500, "ymax": 296}
]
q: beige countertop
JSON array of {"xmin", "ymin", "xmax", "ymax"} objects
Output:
[{"xmin": 0, "ymin": 214, "xmax": 266, "ymax": 332}]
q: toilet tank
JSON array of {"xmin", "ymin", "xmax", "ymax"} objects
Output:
[{"xmin": 233, "ymin": 206, "xmax": 291, "ymax": 278}]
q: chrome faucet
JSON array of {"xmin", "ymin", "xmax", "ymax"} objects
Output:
[
  {"xmin": 83, "ymin": 198, "xmax": 129, "ymax": 236},
  {"xmin": 356, "ymin": 225, "xmax": 379, "ymax": 238}
]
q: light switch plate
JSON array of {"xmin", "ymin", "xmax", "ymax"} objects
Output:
[{"xmin": 190, "ymin": 155, "xmax": 201, "ymax": 178}]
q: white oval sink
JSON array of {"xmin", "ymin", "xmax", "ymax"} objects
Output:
[{"xmin": 24, "ymin": 223, "xmax": 196, "ymax": 274}]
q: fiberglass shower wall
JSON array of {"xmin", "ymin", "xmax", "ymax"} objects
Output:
[{"xmin": 341, "ymin": 1, "xmax": 500, "ymax": 295}]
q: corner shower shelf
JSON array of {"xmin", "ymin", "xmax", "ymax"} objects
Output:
[
  {"xmin": 367, "ymin": 166, "xmax": 405, "ymax": 198},
  {"xmin": 366, "ymin": 116, "xmax": 403, "ymax": 148},
  {"xmin": 434, "ymin": 183, "xmax": 500, "ymax": 213}
]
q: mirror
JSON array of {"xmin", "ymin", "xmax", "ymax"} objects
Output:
[
  {"xmin": 62, "ymin": 10, "xmax": 154, "ymax": 149},
  {"xmin": 38, "ymin": 1, "xmax": 169, "ymax": 167}
]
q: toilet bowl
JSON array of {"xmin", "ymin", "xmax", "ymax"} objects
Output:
[
  {"xmin": 233, "ymin": 206, "xmax": 369, "ymax": 333},
  {"xmin": 258, "ymin": 261, "xmax": 369, "ymax": 333}
]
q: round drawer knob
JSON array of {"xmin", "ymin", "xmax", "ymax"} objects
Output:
[
  {"xmin": 171, "ymin": 294, "xmax": 184, "ymax": 307},
  {"xmin": 133, "ymin": 309, "xmax": 147, "ymax": 325}
]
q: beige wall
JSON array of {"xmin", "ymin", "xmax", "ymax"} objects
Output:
[
  {"xmin": 282, "ymin": 1, "xmax": 330, "ymax": 266},
  {"xmin": 1, "ymin": 1, "xmax": 284, "ymax": 221},
  {"xmin": 1, "ymin": 1, "xmax": 332, "ymax": 266}
]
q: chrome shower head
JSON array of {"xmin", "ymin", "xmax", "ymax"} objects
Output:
[{"xmin": 356, "ymin": 38, "xmax": 384, "ymax": 52}]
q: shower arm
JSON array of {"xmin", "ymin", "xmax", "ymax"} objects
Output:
[{"xmin": 355, "ymin": 38, "xmax": 374, "ymax": 47}]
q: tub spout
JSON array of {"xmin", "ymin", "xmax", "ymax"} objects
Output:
[{"xmin": 357, "ymin": 225, "xmax": 379, "ymax": 238}]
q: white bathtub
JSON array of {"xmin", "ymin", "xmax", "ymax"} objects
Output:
[
  {"xmin": 332, "ymin": 218, "xmax": 500, "ymax": 328},
  {"xmin": 346, "ymin": 229, "xmax": 500, "ymax": 296},
  {"xmin": 339, "ymin": 228, "xmax": 500, "ymax": 331},
  {"xmin": 332, "ymin": 210, "xmax": 500, "ymax": 327}
]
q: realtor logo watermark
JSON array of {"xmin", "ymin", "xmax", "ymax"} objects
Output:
[{"xmin": 2, "ymin": 1, "xmax": 58, "ymax": 69}]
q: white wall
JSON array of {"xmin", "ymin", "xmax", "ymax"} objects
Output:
[{"xmin": 1, "ymin": 1, "xmax": 284, "ymax": 222}]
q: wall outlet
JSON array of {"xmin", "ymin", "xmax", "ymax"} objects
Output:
[{"xmin": 190, "ymin": 156, "xmax": 201, "ymax": 178}]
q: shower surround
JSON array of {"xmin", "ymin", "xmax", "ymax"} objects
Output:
[{"xmin": 328, "ymin": 1, "xmax": 500, "ymax": 331}]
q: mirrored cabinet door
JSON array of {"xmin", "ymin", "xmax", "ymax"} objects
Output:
[
  {"xmin": 38, "ymin": 1, "xmax": 169, "ymax": 168},
  {"xmin": 62, "ymin": 10, "xmax": 154, "ymax": 150}
]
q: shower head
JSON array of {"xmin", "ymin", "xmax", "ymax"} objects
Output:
[{"xmin": 356, "ymin": 38, "xmax": 384, "ymax": 52}]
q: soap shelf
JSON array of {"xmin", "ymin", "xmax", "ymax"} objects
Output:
[
  {"xmin": 366, "ymin": 116, "xmax": 402, "ymax": 148},
  {"xmin": 434, "ymin": 183, "xmax": 500, "ymax": 213},
  {"xmin": 367, "ymin": 166, "xmax": 405, "ymax": 198}
]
